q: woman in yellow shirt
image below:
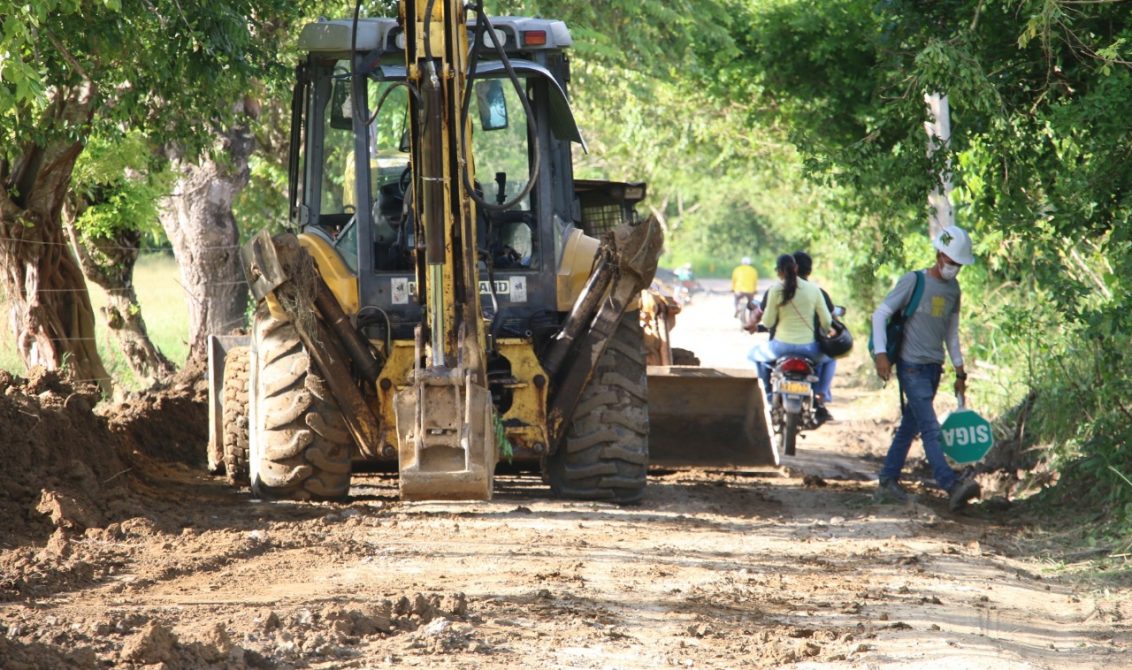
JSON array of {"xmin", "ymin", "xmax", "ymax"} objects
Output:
[{"xmin": 747, "ymin": 254, "xmax": 832, "ymax": 403}]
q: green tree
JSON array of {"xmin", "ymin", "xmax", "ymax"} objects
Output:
[
  {"xmin": 0, "ymin": 0, "xmax": 305, "ymax": 387},
  {"xmin": 65, "ymin": 131, "xmax": 176, "ymax": 386}
]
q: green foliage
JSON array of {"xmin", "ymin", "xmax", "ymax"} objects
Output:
[
  {"xmin": 234, "ymin": 153, "xmax": 292, "ymax": 241},
  {"xmin": 1, "ymin": 0, "xmax": 313, "ymax": 168},
  {"xmin": 548, "ymin": 4, "xmax": 833, "ymax": 273},
  {"xmin": 71, "ymin": 132, "xmax": 171, "ymax": 244},
  {"xmin": 488, "ymin": 0, "xmax": 739, "ymax": 74},
  {"xmin": 734, "ymin": 0, "xmax": 1132, "ymax": 531}
]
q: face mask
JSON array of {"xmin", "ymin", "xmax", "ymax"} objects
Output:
[{"xmin": 939, "ymin": 263, "xmax": 961, "ymax": 280}]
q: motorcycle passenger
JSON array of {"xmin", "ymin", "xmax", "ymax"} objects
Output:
[
  {"xmin": 747, "ymin": 254, "xmax": 832, "ymax": 409},
  {"xmin": 748, "ymin": 252, "xmax": 837, "ymax": 421},
  {"xmin": 674, "ymin": 262, "xmax": 695, "ymax": 306},
  {"xmin": 792, "ymin": 251, "xmax": 836, "ymax": 422}
]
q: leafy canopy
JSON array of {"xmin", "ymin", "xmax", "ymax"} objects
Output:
[{"xmin": 1, "ymin": 0, "xmax": 308, "ymax": 166}]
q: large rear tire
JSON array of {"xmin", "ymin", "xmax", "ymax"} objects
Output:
[
  {"xmin": 222, "ymin": 346, "xmax": 250, "ymax": 486},
  {"xmin": 249, "ymin": 305, "xmax": 353, "ymax": 500},
  {"xmin": 546, "ymin": 312, "xmax": 649, "ymax": 504}
]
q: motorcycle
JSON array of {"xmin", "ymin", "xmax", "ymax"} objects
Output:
[
  {"xmin": 760, "ymin": 306, "xmax": 850, "ymax": 457},
  {"xmin": 768, "ymin": 354, "xmax": 821, "ymax": 457},
  {"xmin": 738, "ymin": 295, "xmax": 762, "ymax": 332}
]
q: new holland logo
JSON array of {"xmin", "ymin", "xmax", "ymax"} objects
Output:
[
  {"xmin": 478, "ymin": 280, "xmax": 511, "ymax": 295},
  {"xmin": 390, "ymin": 276, "xmax": 527, "ymax": 304}
]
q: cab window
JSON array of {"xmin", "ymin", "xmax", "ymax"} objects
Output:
[{"xmin": 472, "ymin": 76, "xmax": 536, "ymax": 269}]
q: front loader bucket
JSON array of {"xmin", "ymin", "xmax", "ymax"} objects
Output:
[{"xmin": 646, "ymin": 366, "xmax": 777, "ymax": 467}]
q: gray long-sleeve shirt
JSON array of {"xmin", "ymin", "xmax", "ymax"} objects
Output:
[{"xmin": 871, "ymin": 270, "xmax": 964, "ymax": 367}]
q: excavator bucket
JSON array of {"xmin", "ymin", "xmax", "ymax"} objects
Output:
[
  {"xmin": 646, "ymin": 366, "xmax": 777, "ymax": 467},
  {"xmin": 393, "ymin": 370, "xmax": 497, "ymax": 501}
]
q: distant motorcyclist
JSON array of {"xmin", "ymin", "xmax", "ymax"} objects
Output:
[
  {"xmin": 674, "ymin": 262, "xmax": 694, "ymax": 283},
  {"xmin": 731, "ymin": 256, "xmax": 758, "ymax": 317}
]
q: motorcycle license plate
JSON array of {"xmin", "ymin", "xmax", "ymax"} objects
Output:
[{"xmin": 779, "ymin": 381, "xmax": 811, "ymax": 395}]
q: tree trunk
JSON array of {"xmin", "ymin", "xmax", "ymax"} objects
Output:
[
  {"xmin": 0, "ymin": 83, "xmax": 111, "ymax": 392},
  {"xmin": 160, "ymin": 113, "xmax": 253, "ymax": 365},
  {"xmin": 62, "ymin": 216, "xmax": 176, "ymax": 387}
]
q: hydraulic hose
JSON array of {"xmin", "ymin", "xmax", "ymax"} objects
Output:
[{"xmin": 460, "ymin": 2, "xmax": 541, "ymax": 213}]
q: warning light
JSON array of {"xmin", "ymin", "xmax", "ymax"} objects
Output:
[{"xmin": 522, "ymin": 30, "xmax": 547, "ymax": 47}]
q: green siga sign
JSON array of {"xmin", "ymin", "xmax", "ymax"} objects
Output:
[{"xmin": 940, "ymin": 409, "xmax": 994, "ymax": 464}]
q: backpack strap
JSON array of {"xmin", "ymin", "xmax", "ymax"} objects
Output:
[{"xmin": 903, "ymin": 271, "xmax": 925, "ymax": 320}]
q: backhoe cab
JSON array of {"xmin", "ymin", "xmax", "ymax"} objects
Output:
[{"xmin": 207, "ymin": 2, "xmax": 664, "ymax": 502}]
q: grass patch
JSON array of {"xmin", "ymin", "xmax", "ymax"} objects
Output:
[{"xmin": 0, "ymin": 253, "xmax": 188, "ymax": 389}]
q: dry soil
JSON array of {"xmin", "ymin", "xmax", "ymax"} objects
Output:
[{"xmin": 0, "ymin": 282, "xmax": 1128, "ymax": 670}]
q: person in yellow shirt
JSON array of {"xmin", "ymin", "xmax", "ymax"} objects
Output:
[
  {"xmin": 731, "ymin": 256, "xmax": 758, "ymax": 317},
  {"xmin": 746, "ymin": 254, "xmax": 832, "ymax": 408}
]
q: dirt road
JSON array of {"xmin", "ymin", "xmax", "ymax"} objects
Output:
[{"xmin": 1, "ymin": 284, "xmax": 1128, "ymax": 669}]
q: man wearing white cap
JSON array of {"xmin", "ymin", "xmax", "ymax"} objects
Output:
[{"xmin": 871, "ymin": 225, "xmax": 981, "ymax": 511}]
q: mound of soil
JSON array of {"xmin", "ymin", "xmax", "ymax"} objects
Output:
[
  {"xmin": 0, "ymin": 369, "xmax": 126, "ymax": 545},
  {"xmin": 0, "ymin": 364, "xmax": 209, "ymax": 600},
  {"xmin": 102, "ymin": 358, "xmax": 210, "ymax": 467}
]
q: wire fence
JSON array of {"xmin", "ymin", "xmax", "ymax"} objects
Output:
[
  {"xmin": 0, "ymin": 247, "xmax": 253, "ymax": 386},
  {"xmin": 0, "ymin": 234, "xmax": 243, "ymax": 253},
  {"xmin": 16, "ymin": 311, "xmax": 249, "ymax": 344},
  {"xmin": 27, "ymin": 279, "xmax": 249, "ymax": 294}
]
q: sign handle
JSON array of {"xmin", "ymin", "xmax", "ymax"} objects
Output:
[{"xmin": 956, "ymin": 392, "xmax": 966, "ymax": 410}]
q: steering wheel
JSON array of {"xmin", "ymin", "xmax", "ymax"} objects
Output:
[{"xmin": 398, "ymin": 165, "xmax": 412, "ymax": 196}]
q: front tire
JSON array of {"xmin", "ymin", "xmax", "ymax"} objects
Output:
[
  {"xmin": 221, "ymin": 346, "xmax": 250, "ymax": 486},
  {"xmin": 545, "ymin": 312, "xmax": 649, "ymax": 504},
  {"xmin": 249, "ymin": 305, "xmax": 353, "ymax": 500}
]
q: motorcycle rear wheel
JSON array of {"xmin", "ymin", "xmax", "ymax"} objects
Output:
[{"xmin": 779, "ymin": 411, "xmax": 800, "ymax": 457}]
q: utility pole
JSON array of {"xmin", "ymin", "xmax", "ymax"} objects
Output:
[{"xmin": 924, "ymin": 92, "xmax": 954, "ymax": 240}]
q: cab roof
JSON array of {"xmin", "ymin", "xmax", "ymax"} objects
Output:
[{"xmin": 298, "ymin": 16, "xmax": 572, "ymax": 55}]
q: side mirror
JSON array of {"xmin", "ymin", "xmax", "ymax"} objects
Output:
[
  {"xmin": 475, "ymin": 80, "xmax": 508, "ymax": 131},
  {"xmin": 832, "ymin": 305, "xmax": 847, "ymax": 318}
]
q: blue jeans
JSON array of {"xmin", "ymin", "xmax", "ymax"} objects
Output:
[
  {"xmin": 815, "ymin": 356, "xmax": 835, "ymax": 403},
  {"xmin": 748, "ymin": 339, "xmax": 821, "ymax": 397},
  {"xmin": 879, "ymin": 361, "xmax": 958, "ymax": 492}
]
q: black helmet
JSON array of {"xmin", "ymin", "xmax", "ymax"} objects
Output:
[{"xmin": 820, "ymin": 320, "xmax": 854, "ymax": 358}]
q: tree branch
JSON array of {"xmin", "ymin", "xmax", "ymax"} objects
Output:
[
  {"xmin": 1065, "ymin": 244, "xmax": 1111, "ymax": 300},
  {"xmin": 44, "ymin": 29, "xmax": 90, "ymax": 82}
]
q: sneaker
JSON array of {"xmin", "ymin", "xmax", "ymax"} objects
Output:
[
  {"xmin": 874, "ymin": 478, "xmax": 911, "ymax": 504},
  {"xmin": 948, "ymin": 478, "xmax": 981, "ymax": 512}
]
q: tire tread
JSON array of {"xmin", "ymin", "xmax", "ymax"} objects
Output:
[{"xmin": 545, "ymin": 312, "xmax": 649, "ymax": 504}]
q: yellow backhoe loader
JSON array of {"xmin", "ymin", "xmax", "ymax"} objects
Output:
[{"xmin": 206, "ymin": 0, "xmax": 772, "ymax": 503}]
